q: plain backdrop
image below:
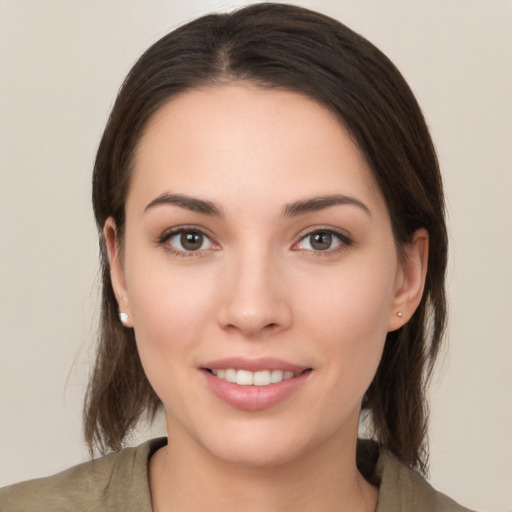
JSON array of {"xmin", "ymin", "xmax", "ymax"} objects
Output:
[{"xmin": 1, "ymin": 1, "xmax": 511, "ymax": 511}]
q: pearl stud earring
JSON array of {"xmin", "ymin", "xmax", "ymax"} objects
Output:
[
  {"xmin": 119, "ymin": 312, "xmax": 129, "ymax": 325},
  {"xmin": 397, "ymin": 311, "xmax": 404, "ymax": 318}
]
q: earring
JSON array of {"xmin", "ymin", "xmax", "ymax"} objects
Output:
[
  {"xmin": 397, "ymin": 311, "xmax": 404, "ymax": 318},
  {"xmin": 119, "ymin": 311, "xmax": 129, "ymax": 325}
]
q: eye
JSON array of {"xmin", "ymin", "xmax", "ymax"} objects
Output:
[
  {"xmin": 295, "ymin": 229, "xmax": 349, "ymax": 252},
  {"xmin": 162, "ymin": 228, "xmax": 216, "ymax": 254}
]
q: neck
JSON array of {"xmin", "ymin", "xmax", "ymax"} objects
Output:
[{"xmin": 149, "ymin": 420, "xmax": 378, "ymax": 512}]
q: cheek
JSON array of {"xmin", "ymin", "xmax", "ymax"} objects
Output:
[
  {"xmin": 124, "ymin": 262, "xmax": 220, "ymax": 415},
  {"xmin": 298, "ymin": 253, "xmax": 396, "ymax": 330},
  {"xmin": 295, "ymin": 253, "xmax": 398, "ymax": 386},
  {"xmin": 123, "ymin": 247, "xmax": 218, "ymax": 369}
]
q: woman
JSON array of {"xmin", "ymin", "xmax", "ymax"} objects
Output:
[{"xmin": 0, "ymin": 4, "xmax": 475, "ymax": 511}]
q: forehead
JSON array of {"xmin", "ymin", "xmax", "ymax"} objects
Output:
[{"xmin": 128, "ymin": 84, "xmax": 386, "ymax": 216}]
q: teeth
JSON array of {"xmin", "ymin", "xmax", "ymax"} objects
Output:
[
  {"xmin": 270, "ymin": 369, "xmax": 283, "ymax": 383},
  {"xmin": 253, "ymin": 370, "xmax": 271, "ymax": 386},
  {"xmin": 210, "ymin": 368, "xmax": 298, "ymax": 386},
  {"xmin": 225, "ymin": 369, "xmax": 236, "ymax": 383},
  {"xmin": 236, "ymin": 370, "xmax": 253, "ymax": 385}
]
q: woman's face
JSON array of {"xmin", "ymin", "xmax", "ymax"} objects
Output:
[{"xmin": 108, "ymin": 84, "xmax": 423, "ymax": 466}]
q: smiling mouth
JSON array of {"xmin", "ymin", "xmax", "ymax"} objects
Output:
[{"xmin": 205, "ymin": 368, "xmax": 311, "ymax": 386}]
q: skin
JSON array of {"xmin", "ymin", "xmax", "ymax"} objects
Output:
[{"xmin": 105, "ymin": 84, "xmax": 428, "ymax": 512}]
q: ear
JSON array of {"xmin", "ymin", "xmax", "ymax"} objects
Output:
[
  {"xmin": 387, "ymin": 228, "xmax": 429, "ymax": 332},
  {"xmin": 104, "ymin": 217, "xmax": 133, "ymax": 328}
]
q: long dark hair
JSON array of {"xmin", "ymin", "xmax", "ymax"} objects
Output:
[{"xmin": 85, "ymin": 3, "xmax": 447, "ymax": 474}]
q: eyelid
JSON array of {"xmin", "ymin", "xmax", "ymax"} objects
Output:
[
  {"xmin": 156, "ymin": 224, "xmax": 351, "ymax": 256},
  {"xmin": 158, "ymin": 225, "xmax": 219, "ymax": 256},
  {"xmin": 292, "ymin": 227, "xmax": 352, "ymax": 253}
]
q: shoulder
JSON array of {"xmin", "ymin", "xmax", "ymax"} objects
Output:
[
  {"xmin": 0, "ymin": 438, "xmax": 166, "ymax": 512},
  {"xmin": 376, "ymin": 449, "xmax": 477, "ymax": 512}
]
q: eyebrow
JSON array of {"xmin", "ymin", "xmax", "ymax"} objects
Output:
[
  {"xmin": 144, "ymin": 192, "xmax": 371, "ymax": 218},
  {"xmin": 144, "ymin": 193, "xmax": 223, "ymax": 216},
  {"xmin": 283, "ymin": 194, "xmax": 371, "ymax": 217}
]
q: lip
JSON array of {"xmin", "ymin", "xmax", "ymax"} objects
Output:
[
  {"xmin": 202, "ymin": 356, "xmax": 308, "ymax": 373},
  {"xmin": 201, "ymin": 357, "xmax": 312, "ymax": 411}
]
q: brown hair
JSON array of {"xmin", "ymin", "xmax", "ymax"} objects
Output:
[{"xmin": 85, "ymin": 3, "xmax": 447, "ymax": 474}]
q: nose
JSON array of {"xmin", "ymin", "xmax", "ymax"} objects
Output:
[{"xmin": 216, "ymin": 249, "xmax": 293, "ymax": 338}]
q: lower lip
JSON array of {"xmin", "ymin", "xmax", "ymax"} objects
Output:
[{"xmin": 202, "ymin": 369, "xmax": 311, "ymax": 411}]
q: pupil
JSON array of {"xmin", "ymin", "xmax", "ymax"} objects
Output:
[
  {"xmin": 181, "ymin": 231, "xmax": 203, "ymax": 250},
  {"xmin": 311, "ymin": 232, "xmax": 332, "ymax": 250}
]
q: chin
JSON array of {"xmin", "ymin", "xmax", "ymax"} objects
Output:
[
  {"xmin": 205, "ymin": 435, "xmax": 307, "ymax": 468},
  {"xmin": 191, "ymin": 415, "xmax": 342, "ymax": 469}
]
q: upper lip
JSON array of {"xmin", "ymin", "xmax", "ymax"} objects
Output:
[{"xmin": 202, "ymin": 357, "xmax": 310, "ymax": 373}]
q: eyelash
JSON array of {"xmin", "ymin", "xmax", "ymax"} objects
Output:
[
  {"xmin": 158, "ymin": 226, "xmax": 218, "ymax": 257},
  {"xmin": 293, "ymin": 228, "xmax": 352, "ymax": 255},
  {"xmin": 157, "ymin": 227, "xmax": 352, "ymax": 257}
]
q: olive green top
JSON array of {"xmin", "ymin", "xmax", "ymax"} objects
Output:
[{"xmin": 0, "ymin": 438, "xmax": 475, "ymax": 511}]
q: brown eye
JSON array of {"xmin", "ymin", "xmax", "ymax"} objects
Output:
[
  {"xmin": 310, "ymin": 232, "xmax": 333, "ymax": 251},
  {"xmin": 295, "ymin": 230, "xmax": 348, "ymax": 252},
  {"xmin": 165, "ymin": 229, "xmax": 214, "ymax": 253},
  {"xmin": 181, "ymin": 231, "xmax": 204, "ymax": 251}
]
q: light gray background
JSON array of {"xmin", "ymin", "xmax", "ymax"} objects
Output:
[{"xmin": 1, "ymin": 1, "xmax": 511, "ymax": 511}]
